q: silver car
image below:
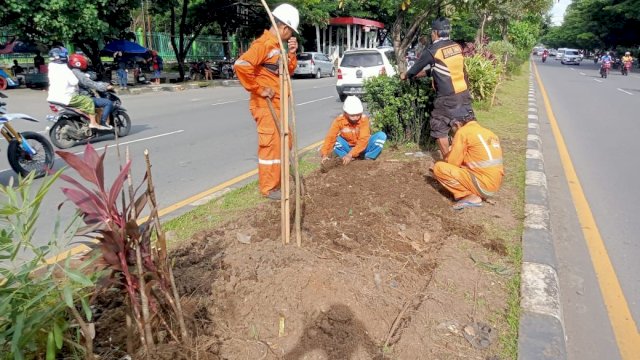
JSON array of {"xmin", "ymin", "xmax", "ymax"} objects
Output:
[{"xmin": 294, "ymin": 52, "xmax": 335, "ymax": 79}]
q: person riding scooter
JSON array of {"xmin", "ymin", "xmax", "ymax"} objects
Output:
[
  {"xmin": 46, "ymin": 47, "xmax": 108, "ymax": 130},
  {"xmin": 68, "ymin": 53, "xmax": 114, "ymax": 129},
  {"xmin": 621, "ymin": 51, "xmax": 633, "ymax": 75},
  {"xmin": 542, "ymin": 49, "xmax": 549, "ymax": 63}
]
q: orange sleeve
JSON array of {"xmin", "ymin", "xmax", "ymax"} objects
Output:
[
  {"xmin": 447, "ymin": 130, "xmax": 465, "ymax": 167},
  {"xmin": 349, "ymin": 118, "xmax": 371, "ymax": 157},
  {"xmin": 287, "ymin": 53, "xmax": 297, "ymax": 74},
  {"xmin": 321, "ymin": 118, "xmax": 342, "ymax": 156},
  {"xmin": 234, "ymin": 40, "xmax": 267, "ymax": 95}
]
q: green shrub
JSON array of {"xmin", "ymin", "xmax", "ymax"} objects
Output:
[
  {"xmin": 363, "ymin": 75, "xmax": 434, "ymax": 146},
  {"xmin": 0, "ymin": 172, "xmax": 98, "ymax": 360},
  {"xmin": 464, "ymin": 55, "xmax": 501, "ymax": 101},
  {"xmin": 487, "ymin": 40, "xmax": 523, "ymax": 76}
]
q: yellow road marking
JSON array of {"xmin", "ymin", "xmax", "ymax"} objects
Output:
[
  {"xmin": 44, "ymin": 140, "xmax": 324, "ymax": 265},
  {"xmin": 533, "ymin": 62, "xmax": 640, "ymax": 359}
]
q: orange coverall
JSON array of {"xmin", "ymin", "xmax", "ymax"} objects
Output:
[
  {"xmin": 433, "ymin": 121, "xmax": 504, "ymax": 199},
  {"xmin": 234, "ymin": 30, "xmax": 297, "ymax": 195},
  {"xmin": 320, "ymin": 114, "xmax": 371, "ymax": 157}
]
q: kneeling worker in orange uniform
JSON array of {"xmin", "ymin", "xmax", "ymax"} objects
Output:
[
  {"xmin": 234, "ymin": 3, "xmax": 299, "ymax": 200},
  {"xmin": 432, "ymin": 116, "xmax": 503, "ymax": 210},
  {"xmin": 320, "ymin": 96, "xmax": 387, "ymax": 165}
]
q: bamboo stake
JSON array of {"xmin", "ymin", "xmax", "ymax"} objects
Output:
[
  {"xmin": 278, "ymin": 57, "xmax": 289, "ymax": 245},
  {"xmin": 259, "ymin": 0, "xmax": 301, "ymax": 246}
]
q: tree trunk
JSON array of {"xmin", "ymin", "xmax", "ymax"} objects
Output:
[
  {"xmin": 391, "ymin": 8, "xmax": 433, "ymax": 74},
  {"xmin": 221, "ymin": 27, "xmax": 231, "ymax": 59},
  {"xmin": 476, "ymin": 13, "xmax": 488, "ymax": 48}
]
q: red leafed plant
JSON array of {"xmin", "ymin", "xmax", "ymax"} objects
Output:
[{"xmin": 56, "ymin": 143, "xmax": 188, "ymax": 358}]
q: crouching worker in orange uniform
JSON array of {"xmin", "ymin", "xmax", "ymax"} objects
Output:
[
  {"xmin": 234, "ymin": 3, "xmax": 299, "ymax": 200},
  {"xmin": 320, "ymin": 96, "xmax": 387, "ymax": 165},
  {"xmin": 432, "ymin": 116, "xmax": 504, "ymax": 210}
]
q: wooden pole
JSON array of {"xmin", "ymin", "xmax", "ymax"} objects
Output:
[{"xmin": 259, "ymin": 0, "xmax": 302, "ymax": 246}]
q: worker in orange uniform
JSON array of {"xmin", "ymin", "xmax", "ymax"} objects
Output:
[
  {"xmin": 320, "ymin": 96, "xmax": 387, "ymax": 165},
  {"xmin": 234, "ymin": 3, "xmax": 299, "ymax": 200},
  {"xmin": 432, "ymin": 116, "xmax": 503, "ymax": 210}
]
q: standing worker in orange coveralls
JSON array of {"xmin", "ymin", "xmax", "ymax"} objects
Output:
[
  {"xmin": 234, "ymin": 3, "xmax": 300, "ymax": 200},
  {"xmin": 432, "ymin": 116, "xmax": 504, "ymax": 210}
]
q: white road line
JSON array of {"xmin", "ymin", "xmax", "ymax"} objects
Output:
[
  {"xmin": 0, "ymin": 130, "xmax": 186, "ymax": 174},
  {"xmin": 296, "ymin": 96, "xmax": 335, "ymax": 106},
  {"xmin": 617, "ymin": 88, "xmax": 633, "ymax": 95},
  {"xmin": 579, "ymin": 72, "xmax": 586, "ymax": 76},
  {"xmin": 570, "ymin": 68, "xmax": 576, "ymax": 71},
  {"xmin": 190, "ymin": 98, "xmax": 203, "ymax": 102},
  {"xmin": 211, "ymin": 99, "xmax": 245, "ymax": 106},
  {"xmin": 594, "ymin": 79, "xmax": 603, "ymax": 83}
]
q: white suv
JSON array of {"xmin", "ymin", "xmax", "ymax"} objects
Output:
[
  {"xmin": 561, "ymin": 49, "xmax": 582, "ymax": 65},
  {"xmin": 336, "ymin": 48, "xmax": 397, "ymax": 102}
]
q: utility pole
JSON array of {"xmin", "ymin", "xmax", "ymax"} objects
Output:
[{"xmin": 146, "ymin": 0, "xmax": 154, "ymax": 50}]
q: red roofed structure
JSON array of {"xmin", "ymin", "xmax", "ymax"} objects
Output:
[{"xmin": 313, "ymin": 17, "xmax": 385, "ymax": 62}]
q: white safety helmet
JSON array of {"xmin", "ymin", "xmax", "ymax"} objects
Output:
[
  {"xmin": 343, "ymin": 96, "xmax": 364, "ymax": 115},
  {"xmin": 272, "ymin": 4, "xmax": 300, "ymax": 34}
]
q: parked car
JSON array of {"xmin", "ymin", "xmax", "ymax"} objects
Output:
[
  {"xmin": 336, "ymin": 48, "xmax": 397, "ymax": 102},
  {"xmin": 294, "ymin": 52, "xmax": 335, "ymax": 79},
  {"xmin": 561, "ymin": 49, "xmax": 582, "ymax": 65},
  {"xmin": 549, "ymin": 49, "xmax": 558, "ymax": 56}
]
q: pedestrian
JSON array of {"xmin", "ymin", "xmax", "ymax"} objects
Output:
[
  {"xmin": 11, "ymin": 60, "xmax": 25, "ymax": 85},
  {"xmin": 431, "ymin": 116, "xmax": 503, "ymax": 210},
  {"xmin": 114, "ymin": 51, "xmax": 128, "ymax": 90},
  {"xmin": 204, "ymin": 60, "xmax": 213, "ymax": 80},
  {"xmin": 46, "ymin": 47, "xmax": 106, "ymax": 130},
  {"xmin": 401, "ymin": 17, "xmax": 475, "ymax": 160},
  {"xmin": 33, "ymin": 51, "xmax": 46, "ymax": 73},
  {"xmin": 234, "ymin": 3, "xmax": 300, "ymax": 200},
  {"xmin": 320, "ymin": 96, "xmax": 386, "ymax": 166},
  {"xmin": 151, "ymin": 50, "xmax": 163, "ymax": 85}
]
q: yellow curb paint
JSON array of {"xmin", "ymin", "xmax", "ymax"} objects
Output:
[
  {"xmin": 533, "ymin": 62, "xmax": 640, "ymax": 359},
  {"xmin": 44, "ymin": 140, "xmax": 325, "ymax": 265}
]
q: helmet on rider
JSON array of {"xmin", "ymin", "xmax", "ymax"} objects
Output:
[
  {"xmin": 48, "ymin": 47, "xmax": 69, "ymax": 63},
  {"xmin": 272, "ymin": 3, "xmax": 300, "ymax": 34},
  {"xmin": 625, "ymin": 51, "xmax": 631, "ymax": 56},
  {"xmin": 68, "ymin": 53, "xmax": 89, "ymax": 71}
]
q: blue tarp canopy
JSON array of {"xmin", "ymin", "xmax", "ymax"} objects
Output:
[{"xmin": 101, "ymin": 40, "xmax": 149, "ymax": 55}]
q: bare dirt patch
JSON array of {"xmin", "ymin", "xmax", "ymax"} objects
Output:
[{"xmin": 94, "ymin": 154, "xmax": 518, "ymax": 359}]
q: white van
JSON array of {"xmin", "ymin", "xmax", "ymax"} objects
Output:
[{"xmin": 556, "ymin": 48, "xmax": 566, "ymax": 60}]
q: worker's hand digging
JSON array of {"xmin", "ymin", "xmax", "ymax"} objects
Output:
[{"xmin": 342, "ymin": 154, "xmax": 353, "ymax": 165}]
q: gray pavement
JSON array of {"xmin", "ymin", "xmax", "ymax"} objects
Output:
[
  {"xmin": 1, "ymin": 77, "xmax": 342, "ymax": 259},
  {"xmin": 534, "ymin": 56, "xmax": 640, "ymax": 359}
]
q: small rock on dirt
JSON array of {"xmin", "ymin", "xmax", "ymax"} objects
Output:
[
  {"xmin": 423, "ymin": 231, "xmax": 431, "ymax": 243},
  {"xmin": 236, "ymin": 232, "xmax": 252, "ymax": 244},
  {"xmin": 436, "ymin": 320, "xmax": 461, "ymax": 336},
  {"xmin": 462, "ymin": 322, "xmax": 497, "ymax": 349},
  {"xmin": 374, "ymin": 273, "xmax": 382, "ymax": 289}
]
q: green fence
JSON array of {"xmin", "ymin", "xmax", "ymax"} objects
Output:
[{"xmin": 135, "ymin": 31, "xmax": 232, "ymax": 62}]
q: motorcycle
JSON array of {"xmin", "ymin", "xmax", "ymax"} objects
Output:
[
  {"xmin": 0, "ymin": 91, "xmax": 55, "ymax": 178},
  {"xmin": 542, "ymin": 53, "xmax": 548, "ymax": 63},
  {"xmin": 621, "ymin": 61, "xmax": 632, "ymax": 76},
  {"xmin": 600, "ymin": 60, "xmax": 611, "ymax": 78},
  {"xmin": 47, "ymin": 90, "xmax": 132, "ymax": 149}
]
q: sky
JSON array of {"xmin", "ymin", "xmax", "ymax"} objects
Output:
[{"xmin": 550, "ymin": 0, "xmax": 572, "ymax": 25}]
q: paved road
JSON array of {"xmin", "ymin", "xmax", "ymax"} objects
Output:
[
  {"xmin": 1, "ymin": 77, "xmax": 342, "ymax": 257},
  {"xmin": 535, "ymin": 56, "xmax": 640, "ymax": 359}
]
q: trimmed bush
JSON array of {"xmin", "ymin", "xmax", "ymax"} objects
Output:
[
  {"xmin": 363, "ymin": 75, "xmax": 434, "ymax": 146},
  {"xmin": 464, "ymin": 54, "xmax": 501, "ymax": 101}
]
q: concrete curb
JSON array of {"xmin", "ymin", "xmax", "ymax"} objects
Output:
[
  {"xmin": 518, "ymin": 64, "xmax": 568, "ymax": 360},
  {"xmin": 122, "ymin": 79, "xmax": 241, "ymax": 96}
]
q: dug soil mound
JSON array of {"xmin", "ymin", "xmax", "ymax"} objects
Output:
[{"xmin": 95, "ymin": 157, "xmax": 516, "ymax": 359}]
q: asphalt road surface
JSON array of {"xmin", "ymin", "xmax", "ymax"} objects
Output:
[
  {"xmin": 1, "ymin": 77, "xmax": 342, "ymax": 259},
  {"xmin": 534, "ymin": 56, "xmax": 640, "ymax": 360}
]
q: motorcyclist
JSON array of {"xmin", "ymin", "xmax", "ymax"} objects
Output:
[
  {"xmin": 68, "ymin": 53, "xmax": 114, "ymax": 129},
  {"xmin": 542, "ymin": 49, "xmax": 549, "ymax": 62},
  {"xmin": 622, "ymin": 51, "xmax": 633, "ymax": 66},
  {"xmin": 46, "ymin": 47, "xmax": 106, "ymax": 130}
]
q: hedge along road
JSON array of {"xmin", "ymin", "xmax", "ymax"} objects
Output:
[
  {"xmin": 533, "ymin": 58, "xmax": 640, "ymax": 360},
  {"xmin": 0, "ymin": 77, "xmax": 341, "ymax": 259}
]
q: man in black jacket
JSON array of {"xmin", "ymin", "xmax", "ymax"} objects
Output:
[{"xmin": 401, "ymin": 17, "xmax": 475, "ymax": 159}]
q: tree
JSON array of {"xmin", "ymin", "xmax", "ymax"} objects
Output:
[{"xmin": 1, "ymin": 0, "xmax": 137, "ymax": 71}]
